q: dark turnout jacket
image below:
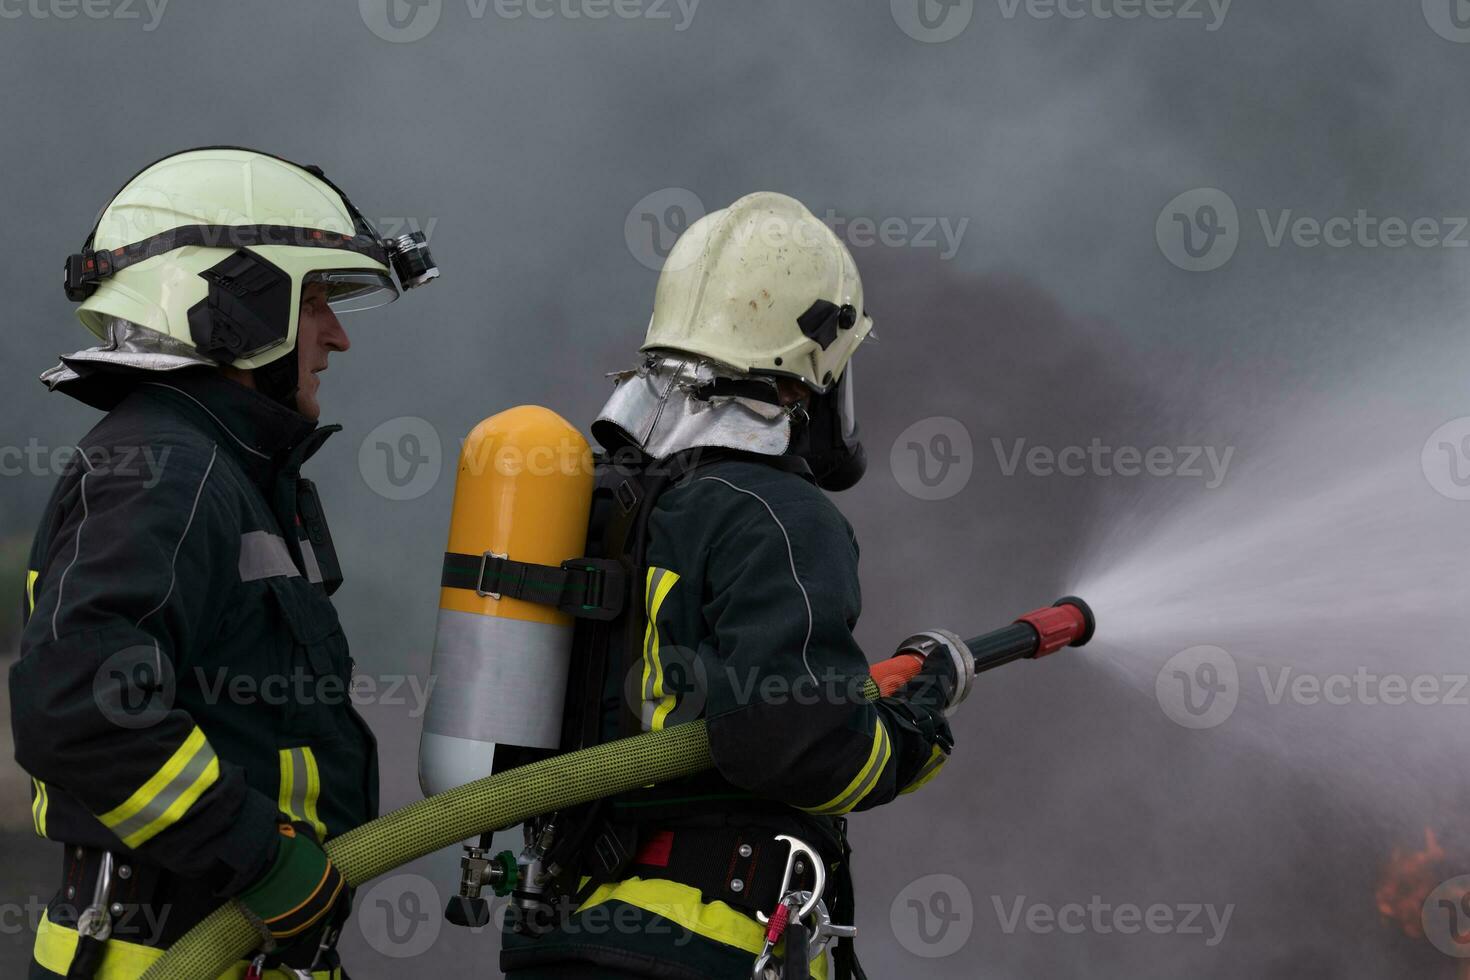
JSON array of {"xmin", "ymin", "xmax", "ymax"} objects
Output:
[
  {"xmin": 10, "ymin": 369, "xmax": 377, "ymax": 956},
  {"xmin": 502, "ymin": 457, "xmax": 953, "ymax": 979}
]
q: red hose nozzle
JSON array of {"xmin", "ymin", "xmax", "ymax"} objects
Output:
[{"xmin": 1015, "ymin": 596, "xmax": 1096, "ymax": 658}]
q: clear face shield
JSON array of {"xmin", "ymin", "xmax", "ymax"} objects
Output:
[{"xmin": 305, "ymin": 270, "xmax": 399, "ymax": 313}]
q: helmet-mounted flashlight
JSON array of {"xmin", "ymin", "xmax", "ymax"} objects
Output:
[{"xmin": 387, "ymin": 231, "xmax": 439, "ymax": 290}]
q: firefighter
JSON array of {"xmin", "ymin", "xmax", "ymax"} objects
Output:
[
  {"xmin": 498, "ymin": 193, "xmax": 965, "ymax": 979},
  {"xmin": 11, "ymin": 146, "xmax": 437, "ymax": 979}
]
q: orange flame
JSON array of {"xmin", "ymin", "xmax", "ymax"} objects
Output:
[
  {"xmin": 1377, "ymin": 827, "xmax": 1448, "ymax": 940},
  {"xmin": 1376, "ymin": 828, "xmax": 1470, "ymax": 978}
]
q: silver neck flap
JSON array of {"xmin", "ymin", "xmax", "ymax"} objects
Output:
[{"xmin": 593, "ymin": 353, "xmax": 794, "ymax": 461}]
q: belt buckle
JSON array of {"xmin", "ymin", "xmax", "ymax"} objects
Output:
[{"xmin": 476, "ymin": 551, "xmax": 507, "ymax": 600}]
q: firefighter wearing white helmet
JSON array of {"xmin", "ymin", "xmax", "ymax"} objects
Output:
[
  {"xmin": 498, "ymin": 194, "xmax": 961, "ymax": 979},
  {"xmin": 618, "ymin": 190, "xmax": 873, "ymax": 490},
  {"xmin": 15, "ymin": 146, "xmax": 436, "ymax": 979}
]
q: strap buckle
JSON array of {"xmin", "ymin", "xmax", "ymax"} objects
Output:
[
  {"xmin": 476, "ymin": 551, "xmax": 509, "ymax": 599},
  {"xmin": 63, "ymin": 249, "xmax": 114, "ymax": 302}
]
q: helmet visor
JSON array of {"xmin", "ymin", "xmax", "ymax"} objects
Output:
[
  {"xmin": 838, "ymin": 361, "xmax": 857, "ymax": 441},
  {"xmin": 306, "ymin": 270, "xmax": 399, "ymax": 313}
]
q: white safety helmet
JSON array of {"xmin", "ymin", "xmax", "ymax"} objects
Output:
[
  {"xmin": 60, "ymin": 146, "xmax": 437, "ymax": 400},
  {"xmin": 643, "ymin": 191, "xmax": 872, "ymax": 392},
  {"xmin": 603, "ymin": 192, "xmax": 872, "ymax": 490}
]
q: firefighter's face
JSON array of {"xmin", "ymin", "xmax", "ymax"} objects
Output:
[{"xmin": 294, "ymin": 281, "xmax": 351, "ymax": 420}]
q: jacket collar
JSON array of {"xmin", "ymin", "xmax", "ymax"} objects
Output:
[{"xmin": 138, "ymin": 368, "xmax": 336, "ymax": 479}]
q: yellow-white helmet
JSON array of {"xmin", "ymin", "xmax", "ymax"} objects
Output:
[
  {"xmin": 642, "ymin": 191, "xmax": 872, "ymax": 392},
  {"xmin": 63, "ymin": 146, "xmax": 437, "ymax": 375}
]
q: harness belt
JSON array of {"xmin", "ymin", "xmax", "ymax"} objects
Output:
[
  {"xmin": 41, "ymin": 845, "xmax": 346, "ymax": 978},
  {"xmin": 623, "ymin": 826, "xmax": 825, "ymax": 921}
]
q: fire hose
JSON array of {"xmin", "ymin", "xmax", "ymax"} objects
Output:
[{"xmin": 139, "ymin": 596, "xmax": 1093, "ymax": 979}]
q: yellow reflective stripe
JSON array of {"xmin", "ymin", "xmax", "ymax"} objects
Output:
[
  {"xmin": 279, "ymin": 746, "xmax": 327, "ymax": 840},
  {"xmin": 34, "ymin": 912, "xmax": 339, "ymax": 979},
  {"xmin": 578, "ymin": 877, "xmax": 829, "ymax": 979},
  {"xmin": 26, "ymin": 568, "xmax": 38, "ymax": 613},
  {"xmin": 900, "ymin": 744, "xmax": 949, "ymax": 795},
  {"xmin": 31, "ymin": 778, "xmax": 48, "ymax": 838},
  {"xmin": 640, "ymin": 567, "xmax": 681, "ymax": 732},
  {"xmin": 800, "ymin": 716, "xmax": 892, "ymax": 815},
  {"xmin": 98, "ymin": 726, "xmax": 219, "ymax": 849}
]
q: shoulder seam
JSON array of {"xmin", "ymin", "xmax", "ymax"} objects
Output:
[
  {"xmin": 135, "ymin": 444, "xmax": 220, "ymax": 634},
  {"xmin": 696, "ymin": 475, "xmax": 818, "ymax": 685}
]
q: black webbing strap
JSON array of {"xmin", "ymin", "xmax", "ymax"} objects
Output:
[
  {"xmin": 64, "ymin": 224, "xmax": 389, "ymax": 301},
  {"xmin": 440, "ymin": 552, "xmax": 624, "ymax": 621}
]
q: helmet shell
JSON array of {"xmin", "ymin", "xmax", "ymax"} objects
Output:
[
  {"xmin": 77, "ymin": 148, "xmax": 391, "ymax": 369},
  {"xmin": 642, "ymin": 192, "xmax": 872, "ymax": 391}
]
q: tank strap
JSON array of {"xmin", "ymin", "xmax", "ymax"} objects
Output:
[{"xmin": 439, "ymin": 552, "xmax": 625, "ymax": 621}]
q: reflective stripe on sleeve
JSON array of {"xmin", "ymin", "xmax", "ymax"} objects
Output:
[
  {"xmin": 799, "ymin": 716, "xmax": 892, "ymax": 815},
  {"xmin": 279, "ymin": 746, "xmax": 327, "ymax": 841},
  {"xmin": 97, "ymin": 726, "xmax": 220, "ymax": 849}
]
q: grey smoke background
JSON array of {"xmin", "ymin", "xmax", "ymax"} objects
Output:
[{"xmin": 3, "ymin": 1, "xmax": 1470, "ymax": 976}]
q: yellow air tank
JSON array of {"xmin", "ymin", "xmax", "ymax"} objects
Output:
[{"xmin": 418, "ymin": 406, "xmax": 594, "ymax": 796}]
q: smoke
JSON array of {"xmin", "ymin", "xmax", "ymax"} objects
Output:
[{"xmin": 4, "ymin": 1, "xmax": 1470, "ymax": 977}]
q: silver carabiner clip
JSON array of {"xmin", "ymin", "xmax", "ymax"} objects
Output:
[{"xmin": 756, "ymin": 835, "xmax": 825, "ymax": 925}]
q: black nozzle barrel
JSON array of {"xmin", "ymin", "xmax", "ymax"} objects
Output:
[{"xmin": 965, "ymin": 595, "xmax": 1095, "ymax": 674}]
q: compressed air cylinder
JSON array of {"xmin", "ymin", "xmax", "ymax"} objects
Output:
[{"xmin": 418, "ymin": 406, "xmax": 594, "ymax": 797}]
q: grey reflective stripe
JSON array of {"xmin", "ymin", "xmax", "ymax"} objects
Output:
[
  {"xmin": 909, "ymin": 747, "xmax": 946, "ymax": 786},
  {"xmin": 105, "ymin": 741, "xmax": 218, "ymax": 844},
  {"xmin": 286, "ymin": 747, "xmax": 311, "ymax": 817},
  {"xmin": 238, "ymin": 531, "xmax": 301, "ymax": 582},
  {"xmin": 299, "ymin": 537, "xmax": 324, "ymax": 584},
  {"xmin": 816, "ymin": 721, "xmax": 891, "ymax": 815}
]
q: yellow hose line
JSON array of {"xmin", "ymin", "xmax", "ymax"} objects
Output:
[{"xmin": 140, "ymin": 721, "xmax": 714, "ymax": 980}]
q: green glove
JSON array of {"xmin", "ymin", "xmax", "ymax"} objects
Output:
[{"xmin": 237, "ymin": 820, "xmax": 348, "ymax": 967}]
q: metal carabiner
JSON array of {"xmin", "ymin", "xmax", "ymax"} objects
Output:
[
  {"xmin": 76, "ymin": 850, "xmax": 116, "ymax": 943},
  {"xmin": 756, "ymin": 835, "xmax": 826, "ymax": 925}
]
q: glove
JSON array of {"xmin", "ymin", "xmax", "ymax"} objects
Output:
[
  {"xmin": 237, "ymin": 820, "xmax": 349, "ymax": 970},
  {"xmin": 887, "ymin": 629, "xmax": 974, "ymax": 713},
  {"xmin": 896, "ymin": 652, "xmax": 960, "ymax": 713}
]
